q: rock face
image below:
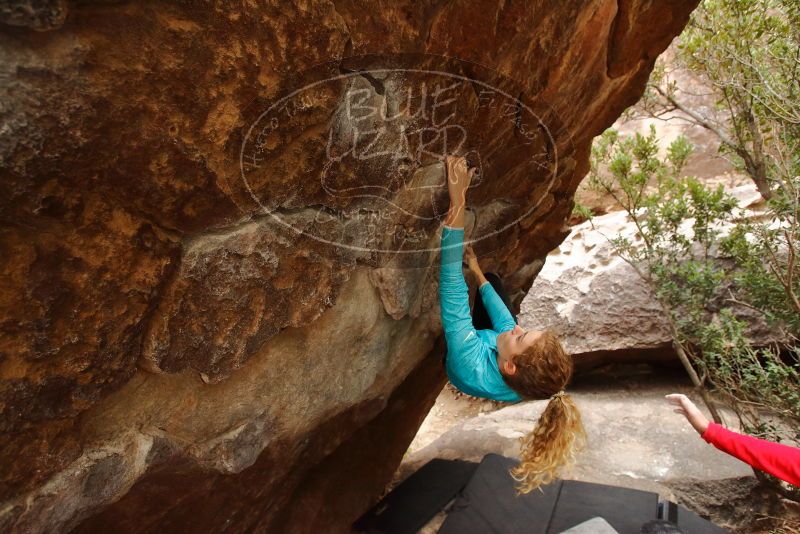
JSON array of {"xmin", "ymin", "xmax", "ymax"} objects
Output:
[
  {"xmin": 0, "ymin": 1, "xmax": 699, "ymax": 532},
  {"xmin": 521, "ymin": 209, "xmax": 673, "ymax": 360},
  {"xmin": 519, "ymin": 184, "xmax": 783, "ymax": 367}
]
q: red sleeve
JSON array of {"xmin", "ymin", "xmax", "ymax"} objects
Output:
[{"xmin": 702, "ymin": 422, "xmax": 800, "ymax": 487}]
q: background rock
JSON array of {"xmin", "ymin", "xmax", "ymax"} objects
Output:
[
  {"xmin": 0, "ymin": 1, "xmax": 699, "ymax": 531},
  {"xmin": 519, "ymin": 183, "xmax": 784, "ymax": 367}
]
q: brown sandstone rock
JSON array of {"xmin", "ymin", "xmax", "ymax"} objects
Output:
[{"xmin": 0, "ymin": 1, "xmax": 699, "ymax": 531}]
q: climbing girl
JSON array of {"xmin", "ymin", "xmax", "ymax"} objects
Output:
[{"xmin": 438, "ymin": 154, "xmax": 586, "ymax": 494}]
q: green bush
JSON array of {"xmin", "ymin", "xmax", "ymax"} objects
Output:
[
  {"xmin": 588, "ymin": 125, "xmax": 800, "ymax": 454},
  {"xmin": 590, "ymin": 0, "xmax": 800, "ymax": 496}
]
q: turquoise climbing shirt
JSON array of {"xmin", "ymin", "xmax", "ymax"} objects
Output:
[{"xmin": 439, "ymin": 226, "xmax": 523, "ymax": 403}]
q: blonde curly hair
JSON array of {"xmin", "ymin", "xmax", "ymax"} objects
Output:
[{"xmin": 501, "ymin": 330, "xmax": 586, "ymax": 494}]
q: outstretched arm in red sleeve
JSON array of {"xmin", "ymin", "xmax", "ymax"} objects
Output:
[
  {"xmin": 666, "ymin": 393, "xmax": 800, "ymax": 487},
  {"xmin": 702, "ymin": 421, "xmax": 800, "ymax": 486}
]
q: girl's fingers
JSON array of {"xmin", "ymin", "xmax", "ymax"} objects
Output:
[
  {"xmin": 665, "ymin": 394, "xmax": 686, "ymax": 406},
  {"xmin": 447, "ymin": 160, "xmax": 458, "ymax": 184},
  {"xmin": 446, "ymin": 156, "xmax": 466, "ymax": 184}
]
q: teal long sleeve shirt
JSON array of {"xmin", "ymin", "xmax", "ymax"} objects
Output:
[{"xmin": 439, "ymin": 226, "xmax": 522, "ymax": 403}]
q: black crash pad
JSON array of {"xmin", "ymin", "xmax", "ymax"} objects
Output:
[
  {"xmin": 355, "ymin": 453, "xmax": 729, "ymax": 534},
  {"xmin": 547, "ymin": 479, "xmax": 659, "ymax": 534},
  {"xmin": 353, "ymin": 458, "xmax": 478, "ymax": 534},
  {"xmin": 660, "ymin": 500, "xmax": 729, "ymax": 534},
  {"xmin": 439, "ymin": 453, "xmax": 659, "ymax": 534}
]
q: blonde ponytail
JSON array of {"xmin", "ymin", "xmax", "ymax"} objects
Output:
[
  {"xmin": 509, "ymin": 392, "xmax": 586, "ymax": 494},
  {"xmin": 502, "ymin": 330, "xmax": 586, "ymax": 494}
]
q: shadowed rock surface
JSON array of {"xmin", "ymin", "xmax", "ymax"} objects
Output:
[{"xmin": 0, "ymin": 1, "xmax": 699, "ymax": 532}]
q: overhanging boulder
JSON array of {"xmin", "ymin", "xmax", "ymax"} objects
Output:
[{"xmin": 0, "ymin": 1, "xmax": 699, "ymax": 531}]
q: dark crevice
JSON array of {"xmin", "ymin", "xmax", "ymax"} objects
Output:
[
  {"xmin": 421, "ymin": 0, "xmax": 452, "ymax": 49},
  {"xmin": 605, "ymin": 0, "xmax": 624, "ymax": 79},
  {"xmin": 338, "ymin": 66, "xmax": 386, "ymax": 96}
]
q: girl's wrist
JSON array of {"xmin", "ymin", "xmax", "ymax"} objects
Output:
[
  {"xmin": 695, "ymin": 418, "xmax": 710, "ymax": 435},
  {"xmin": 449, "ymin": 193, "xmax": 466, "ymax": 206}
]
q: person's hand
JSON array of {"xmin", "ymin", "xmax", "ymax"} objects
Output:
[
  {"xmin": 464, "ymin": 244, "xmax": 480, "ymax": 271},
  {"xmin": 445, "ymin": 155, "xmax": 475, "ymax": 205},
  {"xmin": 665, "ymin": 393, "xmax": 710, "ymax": 435}
]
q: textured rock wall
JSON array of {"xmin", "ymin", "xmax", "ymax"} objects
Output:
[{"xmin": 0, "ymin": 1, "xmax": 698, "ymax": 532}]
